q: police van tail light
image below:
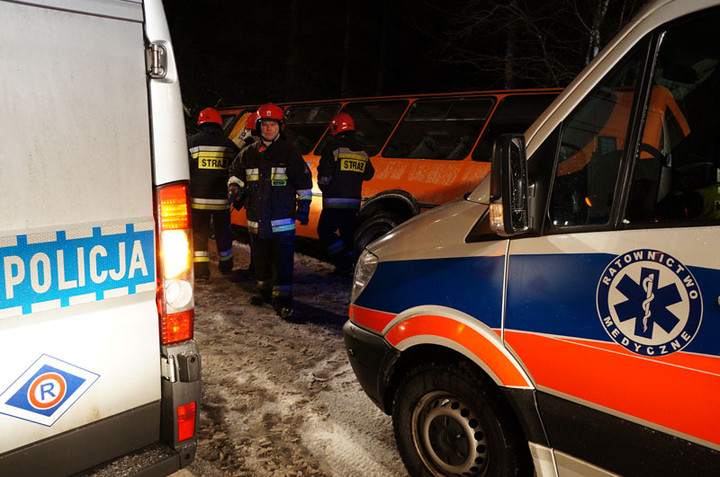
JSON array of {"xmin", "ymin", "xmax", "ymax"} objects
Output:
[
  {"xmin": 177, "ymin": 401, "xmax": 197, "ymax": 441},
  {"xmin": 155, "ymin": 181, "xmax": 195, "ymax": 345}
]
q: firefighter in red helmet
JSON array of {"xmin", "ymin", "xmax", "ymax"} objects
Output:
[
  {"xmin": 187, "ymin": 107, "xmax": 239, "ymax": 280},
  {"xmin": 317, "ymin": 112, "xmax": 374, "ymax": 274},
  {"xmin": 227, "ymin": 103, "xmax": 312, "ymax": 319}
]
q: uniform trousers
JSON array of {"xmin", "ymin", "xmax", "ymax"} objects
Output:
[
  {"xmin": 317, "ymin": 207, "xmax": 357, "ymax": 267},
  {"xmin": 192, "ymin": 208, "xmax": 234, "ymax": 276},
  {"xmin": 250, "ymin": 231, "xmax": 295, "ymax": 300}
]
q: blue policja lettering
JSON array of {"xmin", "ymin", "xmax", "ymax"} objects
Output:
[{"xmin": 0, "ymin": 225, "xmax": 155, "ymax": 315}]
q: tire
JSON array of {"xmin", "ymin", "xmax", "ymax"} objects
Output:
[
  {"xmin": 392, "ymin": 361, "xmax": 532, "ymax": 477},
  {"xmin": 355, "ymin": 211, "xmax": 403, "ymax": 256}
]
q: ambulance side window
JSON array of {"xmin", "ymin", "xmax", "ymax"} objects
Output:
[
  {"xmin": 625, "ymin": 10, "xmax": 720, "ymax": 225},
  {"xmin": 547, "ymin": 44, "xmax": 648, "ymax": 229}
]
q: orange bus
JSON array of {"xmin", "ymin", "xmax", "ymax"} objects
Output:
[{"xmin": 219, "ymin": 88, "xmax": 561, "ymax": 254}]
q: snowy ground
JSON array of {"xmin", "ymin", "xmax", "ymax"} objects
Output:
[{"xmin": 178, "ymin": 241, "xmax": 408, "ymax": 477}]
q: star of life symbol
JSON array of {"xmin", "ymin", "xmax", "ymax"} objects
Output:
[{"xmin": 596, "ymin": 249, "xmax": 702, "ymax": 356}]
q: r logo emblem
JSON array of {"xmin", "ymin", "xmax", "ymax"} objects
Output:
[{"xmin": 0, "ymin": 355, "xmax": 99, "ymax": 426}]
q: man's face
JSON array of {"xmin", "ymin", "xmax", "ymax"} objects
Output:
[{"xmin": 260, "ymin": 120, "xmax": 280, "ymax": 141}]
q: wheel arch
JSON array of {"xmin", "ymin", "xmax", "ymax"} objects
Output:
[
  {"xmin": 378, "ymin": 308, "xmax": 550, "ymax": 460},
  {"xmin": 383, "ymin": 306, "xmax": 533, "ymax": 387}
]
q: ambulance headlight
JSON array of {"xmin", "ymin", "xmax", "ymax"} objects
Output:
[{"xmin": 351, "ymin": 250, "xmax": 378, "ymax": 303}]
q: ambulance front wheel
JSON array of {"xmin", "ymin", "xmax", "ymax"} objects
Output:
[{"xmin": 392, "ymin": 360, "xmax": 531, "ymax": 477}]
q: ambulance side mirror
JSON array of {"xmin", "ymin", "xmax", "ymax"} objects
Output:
[{"xmin": 489, "ymin": 134, "xmax": 529, "ymax": 236}]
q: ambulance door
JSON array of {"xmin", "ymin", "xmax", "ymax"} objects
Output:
[{"xmin": 502, "ymin": 10, "xmax": 720, "ymax": 477}]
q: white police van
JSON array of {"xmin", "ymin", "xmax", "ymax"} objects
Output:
[
  {"xmin": 345, "ymin": 0, "xmax": 720, "ymax": 475},
  {"xmin": 0, "ymin": 1, "xmax": 200, "ymax": 475}
]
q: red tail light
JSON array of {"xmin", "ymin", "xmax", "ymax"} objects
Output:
[
  {"xmin": 177, "ymin": 402, "xmax": 197, "ymax": 442},
  {"xmin": 161, "ymin": 310, "xmax": 194, "ymax": 344},
  {"xmin": 155, "ymin": 182, "xmax": 194, "ymax": 345}
]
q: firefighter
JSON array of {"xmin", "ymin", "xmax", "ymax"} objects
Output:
[
  {"xmin": 187, "ymin": 107, "xmax": 239, "ymax": 280},
  {"xmin": 227, "ymin": 103, "xmax": 313, "ymax": 319},
  {"xmin": 317, "ymin": 112, "xmax": 374, "ymax": 274}
]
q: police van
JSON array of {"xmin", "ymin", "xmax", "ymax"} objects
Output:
[
  {"xmin": 0, "ymin": 1, "xmax": 200, "ymax": 475},
  {"xmin": 344, "ymin": 0, "xmax": 720, "ymax": 475}
]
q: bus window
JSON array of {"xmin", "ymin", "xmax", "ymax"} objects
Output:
[
  {"xmin": 472, "ymin": 93, "xmax": 558, "ymax": 161},
  {"xmin": 383, "ymin": 97, "xmax": 494, "ymax": 160},
  {"xmin": 221, "ymin": 113, "xmax": 238, "ymax": 132},
  {"xmin": 337, "ymin": 100, "xmax": 409, "ymax": 156},
  {"xmin": 284, "ymin": 104, "xmax": 341, "ymax": 155}
]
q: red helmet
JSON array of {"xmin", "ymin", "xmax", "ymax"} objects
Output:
[
  {"xmin": 257, "ymin": 103, "xmax": 284, "ymax": 124},
  {"xmin": 244, "ymin": 112, "xmax": 258, "ymax": 131},
  {"xmin": 330, "ymin": 112, "xmax": 354, "ymax": 135},
  {"xmin": 197, "ymin": 107, "xmax": 223, "ymax": 126}
]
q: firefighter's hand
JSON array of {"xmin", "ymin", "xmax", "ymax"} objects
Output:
[
  {"xmin": 228, "ymin": 184, "xmax": 244, "ymax": 210},
  {"xmin": 295, "ymin": 209, "xmax": 309, "ymax": 226}
]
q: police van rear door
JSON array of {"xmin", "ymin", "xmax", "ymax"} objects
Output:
[
  {"xmin": 502, "ymin": 9, "xmax": 720, "ymax": 476},
  {"xmin": 0, "ymin": 0, "xmax": 166, "ymax": 473}
]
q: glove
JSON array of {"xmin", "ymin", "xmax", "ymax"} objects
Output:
[
  {"xmin": 228, "ymin": 184, "xmax": 245, "ymax": 210},
  {"xmin": 295, "ymin": 204, "xmax": 310, "ymax": 225}
]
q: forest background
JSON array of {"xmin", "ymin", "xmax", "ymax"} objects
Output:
[{"xmin": 164, "ymin": 0, "xmax": 646, "ymax": 116}]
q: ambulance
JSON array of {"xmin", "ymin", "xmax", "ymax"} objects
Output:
[
  {"xmin": 344, "ymin": 0, "xmax": 720, "ymax": 475},
  {"xmin": 0, "ymin": 1, "xmax": 199, "ymax": 475}
]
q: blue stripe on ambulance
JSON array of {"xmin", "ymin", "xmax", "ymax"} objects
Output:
[
  {"xmin": 355, "ymin": 252, "xmax": 719, "ymax": 356},
  {"xmin": 0, "ymin": 223, "xmax": 155, "ymax": 317},
  {"xmin": 505, "ymin": 252, "xmax": 719, "ymax": 356},
  {"xmin": 353, "ymin": 255, "xmax": 506, "ymax": 330}
]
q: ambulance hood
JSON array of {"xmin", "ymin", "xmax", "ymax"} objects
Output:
[{"xmin": 365, "ymin": 190, "xmax": 489, "ymax": 262}]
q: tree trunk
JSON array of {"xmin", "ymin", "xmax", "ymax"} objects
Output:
[
  {"xmin": 286, "ymin": 0, "xmax": 301, "ymax": 97},
  {"xmin": 375, "ymin": 0, "xmax": 390, "ymax": 95},
  {"xmin": 585, "ymin": 0, "xmax": 610, "ymax": 65},
  {"xmin": 341, "ymin": 0, "xmax": 354, "ymax": 97},
  {"xmin": 504, "ymin": 20, "xmax": 516, "ymax": 89}
]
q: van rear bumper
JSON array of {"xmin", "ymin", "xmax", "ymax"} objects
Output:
[
  {"xmin": 343, "ymin": 320, "xmax": 400, "ymax": 414},
  {"xmin": 0, "ymin": 402, "xmax": 187, "ymax": 477}
]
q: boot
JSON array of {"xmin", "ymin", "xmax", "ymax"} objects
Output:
[
  {"xmin": 250, "ymin": 288, "xmax": 271, "ymax": 306},
  {"xmin": 218, "ymin": 259, "xmax": 233, "ymax": 275},
  {"xmin": 194, "ymin": 263, "xmax": 210, "ymax": 282},
  {"xmin": 272, "ymin": 295, "xmax": 294, "ymax": 320}
]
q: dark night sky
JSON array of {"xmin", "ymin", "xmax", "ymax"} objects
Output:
[
  {"xmin": 163, "ymin": 0, "xmax": 645, "ymax": 118},
  {"xmin": 163, "ymin": 0, "xmax": 481, "ymax": 114}
]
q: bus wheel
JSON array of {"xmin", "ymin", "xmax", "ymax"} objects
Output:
[
  {"xmin": 392, "ymin": 361, "xmax": 531, "ymax": 477},
  {"xmin": 355, "ymin": 211, "xmax": 403, "ymax": 256}
]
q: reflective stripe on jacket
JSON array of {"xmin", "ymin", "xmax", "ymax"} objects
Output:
[
  {"xmin": 228, "ymin": 137, "xmax": 312, "ymax": 238},
  {"xmin": 187, "ymin": 126, "xmax": 240, "ymax": 200}
]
